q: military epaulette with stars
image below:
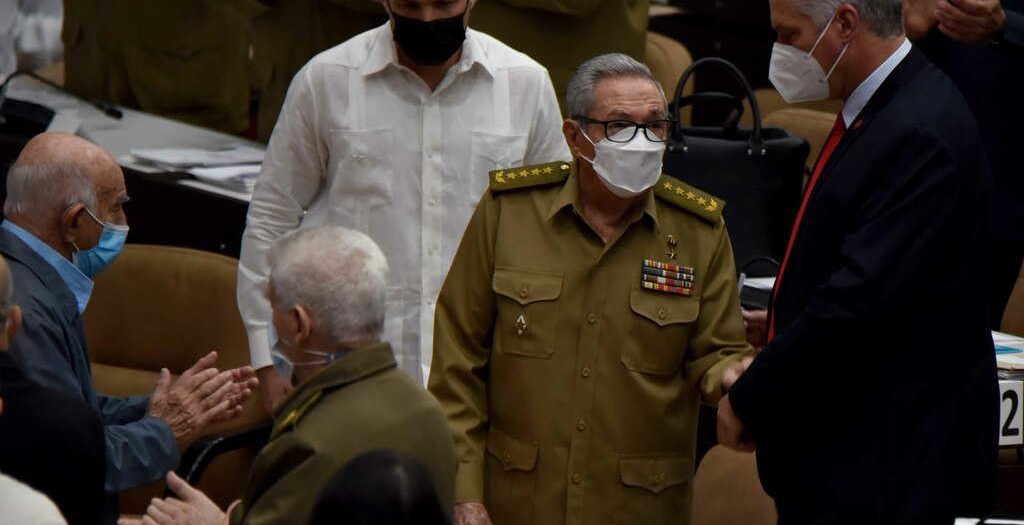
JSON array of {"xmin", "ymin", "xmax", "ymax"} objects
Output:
[
  {"xmin": 270, "ymin": 391, "xmax": 324, "ymax": 440},
  {"xmin": 489, "ymin": 161, "xmax": 572, "ymax": 193},
  {"xmin": 654, "ymin": 176, "xmax": 725, "ymax": 224}
]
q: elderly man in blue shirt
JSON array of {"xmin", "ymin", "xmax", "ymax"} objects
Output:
[{"xmin": 0, "ymin": 132, "xmax": 259, "ymax": 524}]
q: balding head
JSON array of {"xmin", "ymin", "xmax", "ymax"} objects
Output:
[{"xmin": 3, "ymin": 133, "xmax": 128, "ymax": 260}]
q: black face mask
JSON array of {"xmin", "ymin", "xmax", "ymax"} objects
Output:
[{"xmin": 390, "ymin": 7, "xmax": 467, "ymax": 66}]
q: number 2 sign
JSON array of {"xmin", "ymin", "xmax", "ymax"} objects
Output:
[{"xmin": 1001, "ymin": 381, "xmax": 1024, "ymax": 448}]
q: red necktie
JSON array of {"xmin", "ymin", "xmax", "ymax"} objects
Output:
[{"xmin": 767, "ymin": 114, "xmax": 847, "ymax": 343}]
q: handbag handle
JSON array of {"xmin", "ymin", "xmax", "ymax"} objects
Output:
[
  {"xmin": 675, "ymin": 92, "xmax": 745, "ymax": 130},
  {"xmin": 671, "ymin": 57, "xmax": 767, "ymax": 156}
]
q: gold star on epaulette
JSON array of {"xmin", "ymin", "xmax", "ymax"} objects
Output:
[
  {"xmin": 507, "ymin": 171, "xmax": 518, "ymax": 180},
  {"xmin": 494, "ymin": 171, "xmax": 505, "ymax": 184},
  {"xmin": 531, "ymin": 168, "xmax": 542, "ymax": 176},
  {"xmin": 654, "ymin": 176, "xmax": 725, "ymax": 225},
  {"xmin": 519, "ymin": 170, "xmax": 530, "ymax": 178},
  {"xmin": 543, "ymin": 166, "xmax": 554, "ymax": 174}
]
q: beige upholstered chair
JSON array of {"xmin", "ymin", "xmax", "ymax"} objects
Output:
[
  {"xmin": 646, "ymin": 31, "xmax": 694, "ymax": 124},
  {"xmin": 764, "ymin": 108, "xmax": 839, "ymax": 174},
  {"xmin": 691, "ymin": 445, "xmax": 777, "ymax": 525},
  {"xmin": 84, "ymin": 244, "xmax": 269, "ymax": 513},
  {"xmin": 742, "ymin": 87, "xmax": 843, "ymax": 128}
]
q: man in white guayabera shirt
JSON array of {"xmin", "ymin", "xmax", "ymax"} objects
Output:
[{"xmin": 238, "ymin": 0, "xmax": 570, "ymax": 414}]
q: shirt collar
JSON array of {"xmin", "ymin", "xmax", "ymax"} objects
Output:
[
  {"xmin": 361, "ymin": 23, "xmax": 495, "ymax": 79},
  {"xmin": 0, "ymin": 221, "xmax": 93, "ymax": 313},
  {"xmin": 546, "ymin": 166, "xmax": 660, "ymax": 229},
  {"xmin": 842, "ymin": 38, "xmax": 912, "ymax": 127}
]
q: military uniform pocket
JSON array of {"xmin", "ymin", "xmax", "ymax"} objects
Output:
[
  {"xmin": 615, "ymin": 455, "xmax": 694, "ymax": 523},
  {"xmin": 485, "ymin": 427, "xmax": 539, "ymax": 525},
  {"xmin": 623, "ymin": 288, "xmax": 700, "ymax": 375},
  {"xmin": 492, "ymin": 267, "xmax": 563, "ymax": 359}
]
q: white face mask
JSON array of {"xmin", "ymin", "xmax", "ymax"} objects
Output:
[
  {"xmin": 576, "ymin": 124, "xmax": 665, "ymax": 198},
  {"xmin": 768, "ymin": 10, "xmax": 849, "ymax": 103},
  {"xmin": 274, "ymin": 338, "xmax": 344, "ymax": 369}
]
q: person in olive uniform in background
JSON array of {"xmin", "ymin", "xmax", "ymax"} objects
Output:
[
  {"xmin": 126, "ymin": 226, "xmax": 456, "ymax": 525},
  {"xmin": 62, "ymin": 0, "xmax": 256, "ymax": 134},
  {"xmin": 247, "ymin": 0, "xmax": 387, "ymax": 141},
  {"xmin": 471, "ymin": 0, "xmax": 650, "ymax": 107},
  {"xmin": 428, "ymin": 54, "xmax": 753, "ymax": 525}
]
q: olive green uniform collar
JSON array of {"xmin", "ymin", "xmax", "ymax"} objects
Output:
[
  {"xmin": 546, "ymin": 164, "xmax": 661, "ymax": 231},
  {"xmin": 274, "ymin": 342, "xmax": 397, "ymax": 420}
]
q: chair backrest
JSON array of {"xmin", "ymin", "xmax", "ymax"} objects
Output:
[
  {"xmin": 742, "ymin": 88, "xmax": 843, "ymax": 129},
  {"xmin": 1002, "ymin": 261, "xmax": 1024, "ymax": 337},
  {"xmin": 764, "ymin": 107, "xmax": 838, "ymax": 174},
  {"xmin": 691, "ymin": 445, "xmax": 777, "ymax": 525},
  {"xmin": 646, "ymin": 31, "xmax": 694, "ymax": 124},
  {"xmin": 82, "ymin": 244, "xmax": 268, "ymax": 512}
]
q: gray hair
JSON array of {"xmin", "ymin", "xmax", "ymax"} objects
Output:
[
  {"xmin": 796, "ymin": 0, "xmax": 904, "ymax": 38},
  {"xmin": 269, "ymin": 226, "xmax": 389, "ymax": 346},
  {"xmin": 566, "ymin": 53, "xmax": 665, "ymax": 118},
  {"xmin": 4, "ymin": 162, "xmax": 98, "ymax": 218}
]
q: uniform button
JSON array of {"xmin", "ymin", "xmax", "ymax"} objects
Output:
[
  {"xmin": 657, "ymin": 308, "xmax": 667, "ymax": 320},
  {"xmin": 571, "ymin": 474, "xmax": 582, "ymax": 485},
  {"xmin": 503, "ymin": 451, "xmax": 511, "ymax": 464},
  {"xmin": 519, "ymin": 287, "xmax": 529, "ymax": 299},
  {"xmin": 653, "ymin": 474, "xmax": 664, "ymax": 485},
  {"xmin": 587, "ymin": 313, "xmax": 598, "ymax": 325},
  {"xmin": 576, "ymin": 419, "xmax": 586, "ymax": 432},
  {"xmin": 580, "ymin": 367, "xmax": 591, "ymax": 378},
  {"xmin": 429, "ymin": 199, "xmax": 438, "ymax": 207}
]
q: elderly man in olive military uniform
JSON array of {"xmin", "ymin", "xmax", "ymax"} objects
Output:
[
  {"xmin": 428, "ymin": 54, "xmax": 754, "ymax": 525},
  {"xmin": 128, "ymin": 226, "xmax": 456, "ymax": 525}
]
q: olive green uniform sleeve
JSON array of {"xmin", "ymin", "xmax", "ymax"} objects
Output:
[
  {"xmin": 683, "ymin": 221, "xmax": 755, "ymax": 404},
  {"xmin": 229, "ymin": 432, "xmax": 319, "ymax": 525},
  {"xmin": 427, "ymin": 190, "xmax": 501, "ymax": 503}
]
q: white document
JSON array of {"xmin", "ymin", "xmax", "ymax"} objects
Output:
[
  {"xmin": 130, "ymin": 145, "xmax": 265, "ymax": 168},
  {"xmin": 187, "ymin": 165, "xmax": 261, "ymax": 183}
]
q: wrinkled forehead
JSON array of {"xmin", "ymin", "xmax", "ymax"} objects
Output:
[{"xmin": 589, "ymin": 76, "xmax": 668, "ymax": 121}]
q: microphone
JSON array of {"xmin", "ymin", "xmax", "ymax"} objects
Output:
[{"xmin": 0, "ymin": 70, "xmax": 123, "ymax": 123}]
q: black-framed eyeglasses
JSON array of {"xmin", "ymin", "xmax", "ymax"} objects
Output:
[{"xmin": 572, "ymin": 115, "xmax": 676, "ymax": 143}]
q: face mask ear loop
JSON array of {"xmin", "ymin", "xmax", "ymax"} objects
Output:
[
  {"xmin": 808, "ymin": 9, "xmax": 840, "ymax": 57},
  {"xmin": 572, "ymin": 121, "xmax": 599, "ymax": 164},
  {"xmin": 824, "ymin": 43, "xmax": 849, "ymax": 80}
]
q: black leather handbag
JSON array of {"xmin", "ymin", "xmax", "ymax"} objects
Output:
[{"xmin": 663, "ymin": 57, "xmax": 808, "ymax": 273}]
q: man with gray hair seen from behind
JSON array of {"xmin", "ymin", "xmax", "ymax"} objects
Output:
[
  {"xmin": 126, "ymin": 226, "xmax": 456, "ymax": 525},
  {"xmin": 429, "ymin": 53, "xmax": 754, "ymax": 525},
  {"xmin": 0, "ymin": 132, "xmax": 259, "ymax": 524},
  {"xmin": 722, "ymin": 0, "xmax": 997, "ymax": 523}
]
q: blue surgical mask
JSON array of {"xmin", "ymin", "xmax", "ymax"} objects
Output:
[{"xmin": 72, "ymin": 207, "xmax": 129, "ymax": 279}]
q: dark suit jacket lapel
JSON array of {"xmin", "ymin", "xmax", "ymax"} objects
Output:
[{"xmin": 819, "ymin": 48, "xmax": 931, "ymax": 177}]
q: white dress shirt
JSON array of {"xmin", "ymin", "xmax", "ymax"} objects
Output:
[
  {"xmin": 238, "ymin": 23, "xmax": 570, "ymax": 382},
  {"xmin": 842, "ymin": 38, "xmax": 912, "ymax": 127}
]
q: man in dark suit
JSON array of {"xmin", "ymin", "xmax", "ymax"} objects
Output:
[
  {"xmin": 0, "ymin": 255, "xmax": 106, "ymax": 525},
  {"xmin": 0, "ymin": 133, "xmax": 259, "ymax": 524},
  {"xmin": 720, "ymin": 0, "xmax": 998, "ymax": 523},
  {"xmin": 905, "ymin": 0, "xmax": 1024, "ymax": 328}
]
